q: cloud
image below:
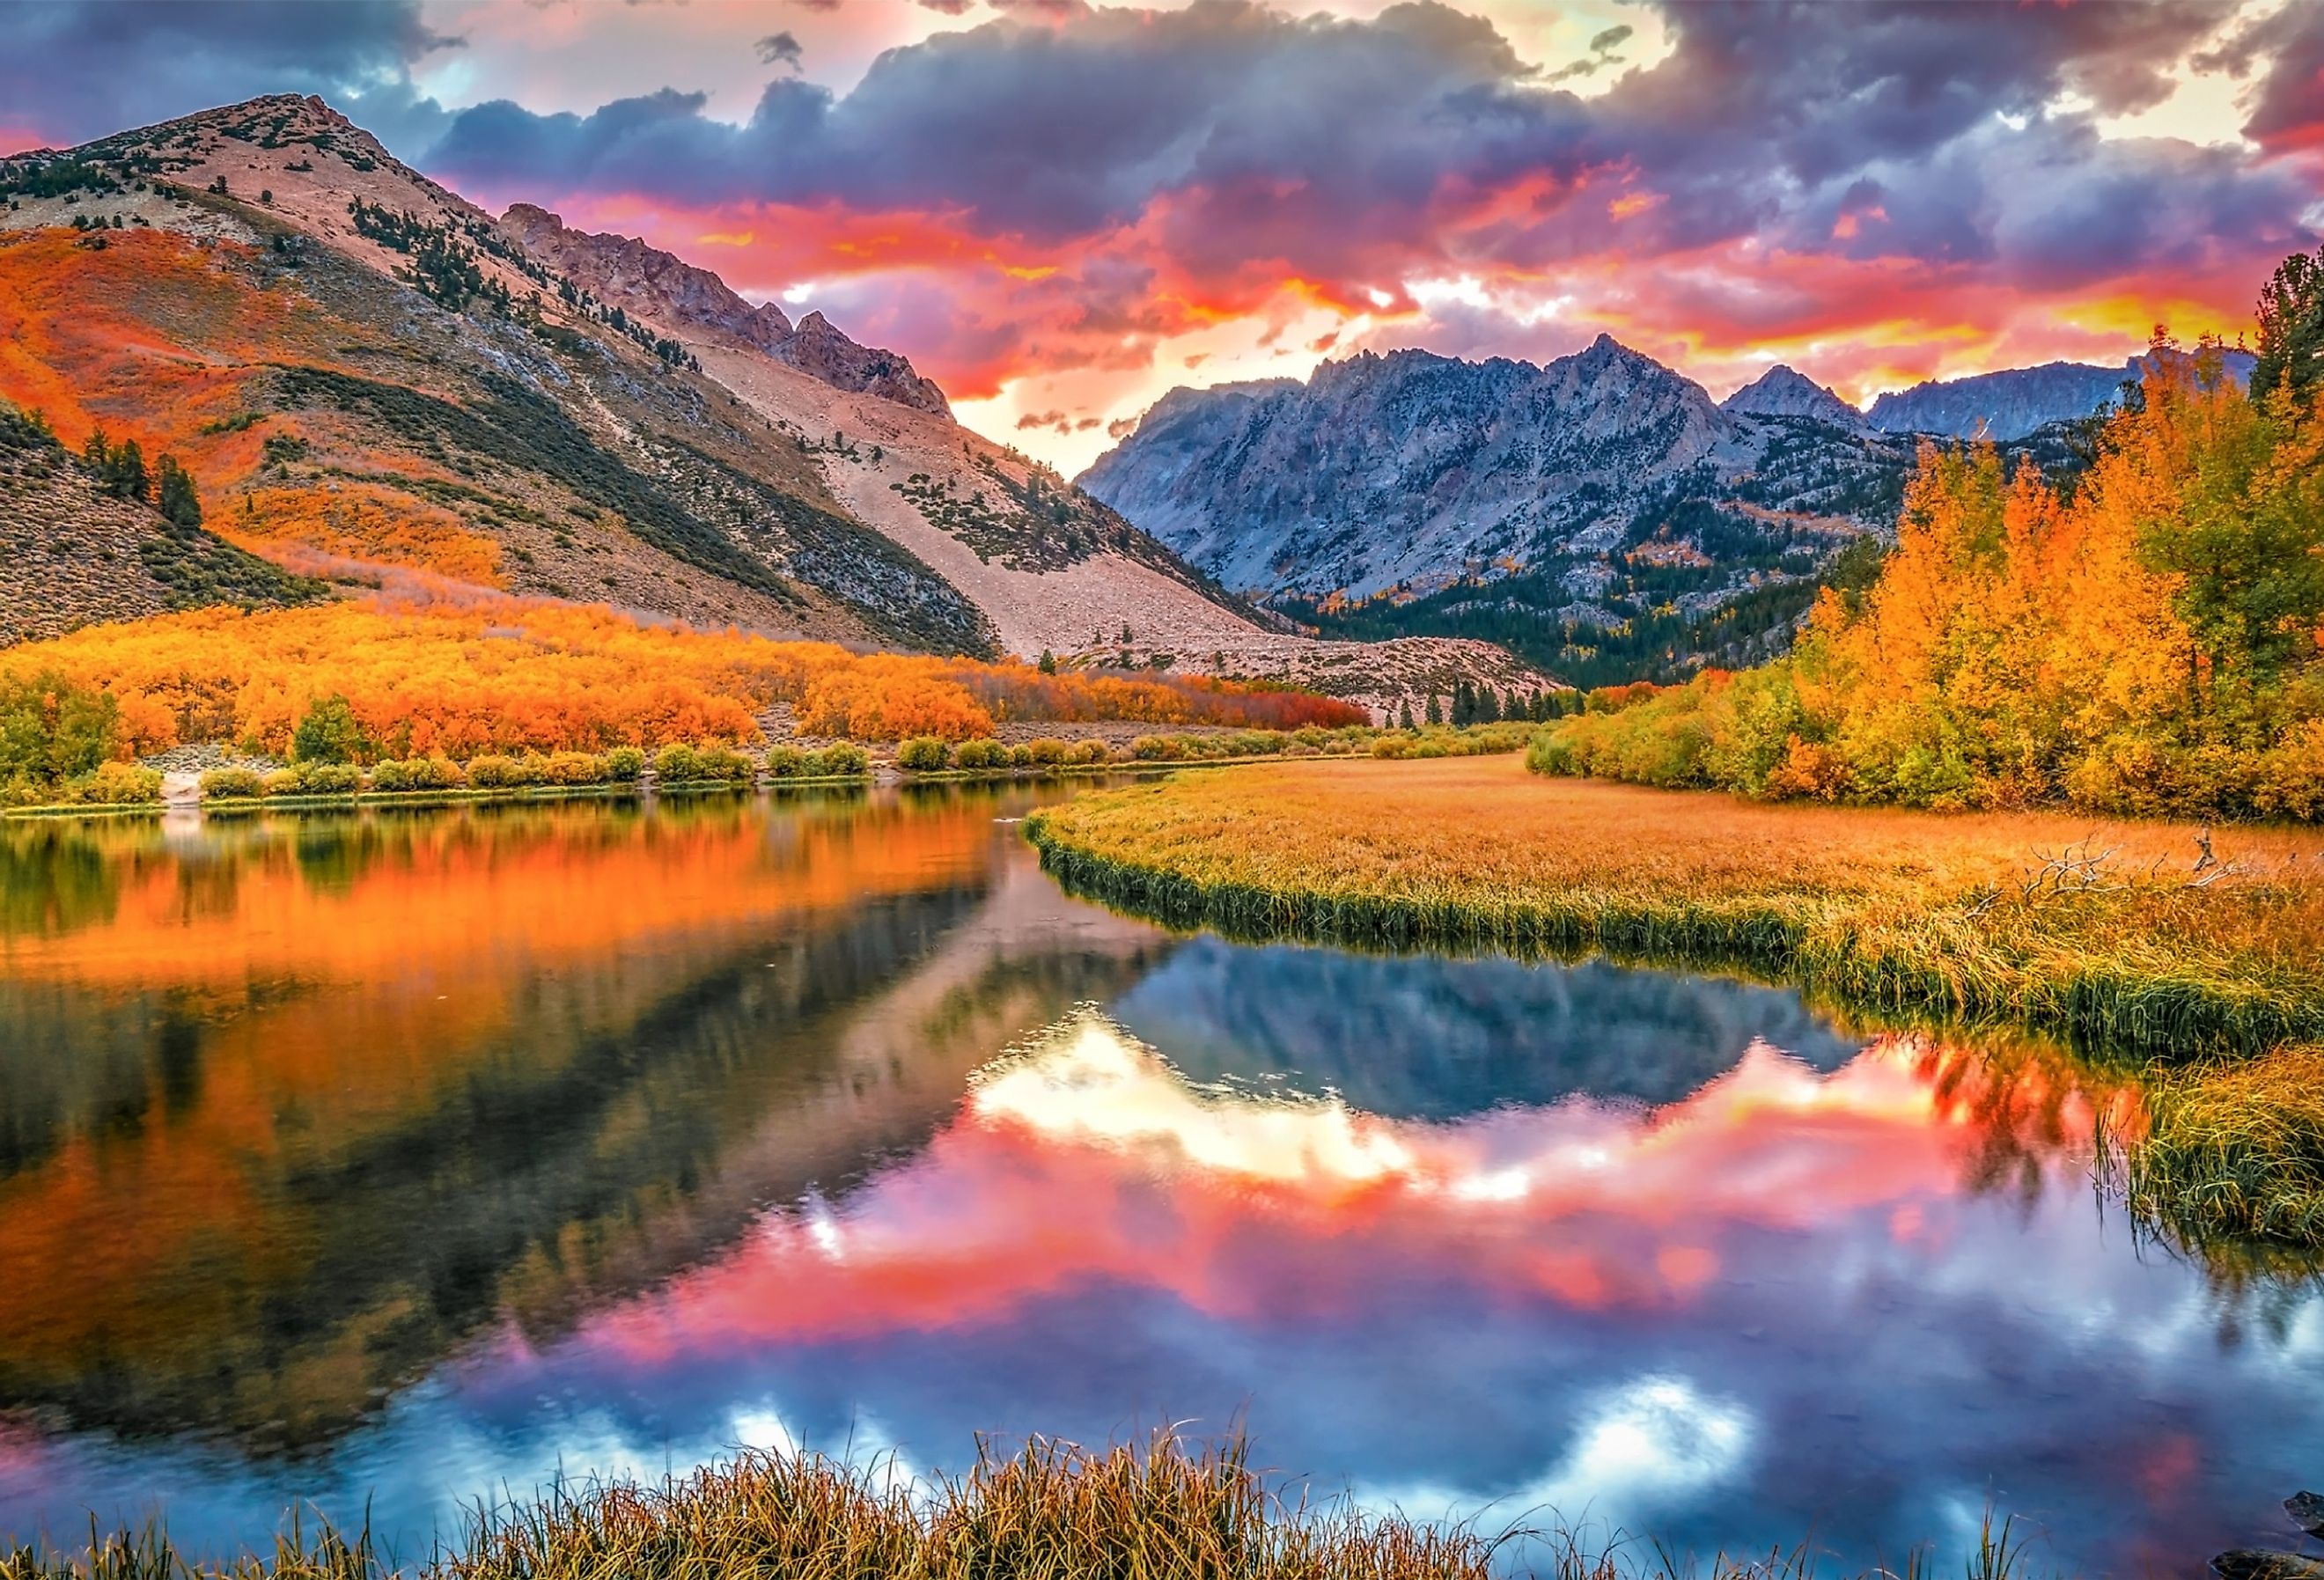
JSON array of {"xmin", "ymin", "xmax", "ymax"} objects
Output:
[
  {"xmin": 754, "ymin": 31, "xmax": 805, "ymax": 72},
  {"xmin": 0, "ymin": 0, "xmax": 458, "ymax": 154}
]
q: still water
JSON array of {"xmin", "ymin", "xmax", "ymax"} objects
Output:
[{"xmin": 0, "ymin": 786, "xmax": 2319, "ymax": 1575}]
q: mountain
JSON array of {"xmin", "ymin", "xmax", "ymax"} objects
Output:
[
  {"xmin": 1078, "ymin": 339, "xmax": 1908, "ymax": 643},
  {"xmin": 1867, "ymin": 349, "xmax": 2256, "ymax": 438},
  {"xmin": 499, "ymin": 203, "xmax": 952, "ymax": 416},
  {"xmin": 0, "ymin": 95, "xmax": 1545, "ymax": 709},
  {"xmin": 1721, "ymin": 364, "xmax": 1864, "ymax": 429}
]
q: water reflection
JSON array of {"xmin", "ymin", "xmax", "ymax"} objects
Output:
[{"xmin": 0, "ymin": 794, "xmax": 2317, "ymax": 1578}]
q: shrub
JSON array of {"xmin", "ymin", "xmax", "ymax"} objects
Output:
[
  {"xmin": 954, "ymin": 738, "xmax": 1011, "ymax": 770},
  {"xmin": 295, "ymin": 762, "xmax": 361, "ymax": 795},
  {"xmin": 1129, "ymin": 735, "xmax": 1180, "ymax": 761},
  {"xmin": 1022, "ymin": 737, "xmax": 1070, "ymax": 766},
  {"xmin": 1009, "ymin": 744, "xmax": 1035, "ymax": 768},
  {"xmin": 1065, "ymin": 739, "xmax": 1112, "ymax": 765},
  {"xmin": 464, "ymin": 753, "xmax": 538, "ymax": 790},
  {"xmin": 652, "ymin": 743, "xmax": 703, "ymax": 784},
  {"xmin": 806, "ymin": 742, "xmax": 870, "ymax": 778},
  {"xmin": 762, "ymin": 744, "xmax": 805, "ymax": 779},
  {"xmin": 604, "ymin": 746, "xmax": 645, "ymax": 783},
  {"xmin": 896, "ymin": 735, "xmax": 952, "ymax": 772},
  {"xmin": 259, "ymin": 768, "xmax": 304, "ymax": 797},
  {"xmin": 370, "ymin": 756, "xmax": 464, "ymax": 792},
  {"xmin": 695, "ymin": 745, "xmax": 754, "ymax": 783},
  {"xmin": 541, "ymin": 750, "xmax": 608, "ymax": 786},
  {"xmin": 198, "ymin": 766, "xmax": 266, "ymax": 799},
  {"xmin": 1227, "ymin": 731, "xmax": 1285, "ymax": 757},
  {"xmin": 77, "ymin": 761, "xmax": 162, "ymax": 804}
]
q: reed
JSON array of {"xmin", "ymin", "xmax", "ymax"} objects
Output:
[
  {"xmin": 2126, "ymin": 1044, "xmax": 2324, "ymax": 1244},
  {"xmin": 0, "ymin": 1431, "xmax": 2052, "ymax": 1580}
]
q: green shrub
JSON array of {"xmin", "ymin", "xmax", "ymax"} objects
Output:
[
  {"xmin": 198, "ymin": 766, "xmax": 266, "ymax": 799},
  {"xmin": 806, "ymin": 742, "xmax": 870, "ymax": 778},
  {"xmin": 954, "ymin": 738, "xmax": 1011, "ymax": 770},
  {"xmin": 259, "ymin": 768, "xmax": 304, "ymax": 797},
  {"xmin": 1065, "ymin": 739, "xmax": 1112, "ymax": 765},
  {"xmin": 295, "ymin": 762, "xmax": 362, "ymax": 795},
  {"xmin": 75, "ymin": 761, "xmax": 162, "ymax": 805},
  {"xmin": 1009, "ymin": 744, "xmax": 1035, "ymax": 768},
  {"xmin": 695, "ymin": 745, "xmax": 754, "ymax": 783},
  {"xmin": 896, "ymin": 736, "xmax": 952, "ymax": 772},
  {"xmin": 464, "ymin": 753, "xmax": 538, "ymax": 790},
  {"xmin": 604, "ymin": 746, "xmax": 645, "ymax": 783},
  {"xmin": 762, "ymin": 744, "xmax": 805, "ymax": 779},
  {"xmin": 1227, "ymin": 731, "xmax": 1285, "ymax": 757},
  {"xmin": 652, "ymin": 743, "xmax": 703, "ymax": 783},
  {"xmin": 1129, "ymin": 735, "xmax": 1179, "ymax": 761},
  {"xmin": 1022, "ymin": 737, "xmax": 1070, "ymax": 766},
  {"xmin": 541, "ymin": 749, "xmax": 608, "ymax": 786},
  {"xmin": 370, "ymin": 756, "xmax": 464, "ymax": 792}
]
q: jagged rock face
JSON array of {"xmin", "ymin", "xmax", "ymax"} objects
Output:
[
  {"xmin": 1722, "ymin": 364, "xmax": 1864, "ymax": 429},
  {"xmin": 1867, "ymin": 349, "xmax": 2256, "ymax": 439},
  {"xmin": 500, "ymin": 203, "xmax": 952, "ymax": 416},
  {"xmin": 1080, "ymin": 336, "xmax": 1890, "ymax": 599}
]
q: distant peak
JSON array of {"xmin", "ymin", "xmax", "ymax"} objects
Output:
[{"xmin": 1722, "ymin": 363, "xmax": 1864, "ymax": 427}]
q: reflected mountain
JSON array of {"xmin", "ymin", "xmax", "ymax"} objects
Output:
[{"xmin": 1114, "ymin": 937, "xmax": 1868, "ymax": 1118}]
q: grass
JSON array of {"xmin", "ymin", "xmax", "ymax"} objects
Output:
[
  {"xmin": 0, "ymin": 1429, "xmax": 2057, "ymax": 1580},
  {"xmin": 1024, "ymin": 756, "xmax": 2324, "ymax": 1247}
]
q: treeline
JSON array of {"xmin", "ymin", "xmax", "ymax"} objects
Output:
[
  {"xmin": 79, "ymin": 430, "xmax": 203, "ymax": 526},
  {"xmin": 0, "ymin": 599, "xmax": 1372, "ymax": 767},
  {"xmin": 1530, "ymin": 257, "xmax": 2324, "ymax": 820}
]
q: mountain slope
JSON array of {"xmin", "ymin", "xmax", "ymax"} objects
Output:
[
  {"xmin": 0, "ymin": 401, "xmax": 325, "ymax": 645},
  {"xmin": 0, "ymin": 95, "xmax": 1547, "ymax": 709},
  {"xmin": 1867, "ymin": 349, "xmax": 2257, "ymax": 438}
]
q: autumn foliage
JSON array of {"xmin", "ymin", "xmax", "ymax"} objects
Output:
[
  {"xmin": 0, "ymin": 593, "xmax": 1362, "ymax": 761},
  {"xmin": 1533, "ymin": 336, "xmax": 2324, "ymax": 819}
]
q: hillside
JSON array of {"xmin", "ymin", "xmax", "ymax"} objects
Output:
[
  {"xmin": 0, "ymin": 402, "xmax": 323, "ymax": 645},
  {"xmin": 0, "ymin": 95, "xmax": 1546, "ymax": 710}
]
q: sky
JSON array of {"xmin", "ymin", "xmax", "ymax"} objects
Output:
[{"xmin": 3, "ymin": 0, "xmax": 2320, "ymax": 474}]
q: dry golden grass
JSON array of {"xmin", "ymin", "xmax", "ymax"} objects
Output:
[{"xmin": 1027, "ymin": 756, "xmax": 2324, "ymax": 1061}]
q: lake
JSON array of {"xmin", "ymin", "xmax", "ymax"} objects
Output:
[{"xmin": 1, "ymin": 785, "xmax": 2319, "ymax": 1575}]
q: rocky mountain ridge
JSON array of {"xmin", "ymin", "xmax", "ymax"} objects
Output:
[
  {"xmin": 1721, "ymin": 364, "xmax": 1865, "ymax": 428},
  {"xmin": 1078, "ymin": 335, "xmax": 1903, "ymax": 605},
  {"xmin": 499, "ymin": 204, "xmax": 953, "ymax": 416},
  {"xmin": 1866, "ymin": 349, "xmax": 2257, "ymax": 439}
]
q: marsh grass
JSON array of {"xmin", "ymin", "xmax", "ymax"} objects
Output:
[
  {"xmin": 2125, "ymin": 1044, "xmax": 2324, "ymax": 1244},
  {"xmin": 0, "ymin": 1433, "xmax": 2056, "ymax": 1580},
  {"xmin": 1026, "ymin": 759, "xmax": 2324, "ymax": 1064}
]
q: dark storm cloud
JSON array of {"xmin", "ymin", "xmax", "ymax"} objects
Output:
[
  {"xmin": 416, "ymin": 0, "xmax": 2309, "ymax": 300},
  {"xmin": 754, "ymin": 31, "xmax": 805, "ymax": 73},
  {"xmin": 0, "ymin": 0, "xmax": 456, "ymax": 154}
]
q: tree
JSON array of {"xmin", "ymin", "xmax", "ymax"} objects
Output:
[
  {"xmin": 290, "ymin": 694, "xmax": 370, "ymax": 765},
  {"xmin": 1395, "ymin": 700, "xmax": 1415, "ymax": 730},
  {"xmin": 1037, "ymin": 650, "xmax": 1057, "ymax": 674},
  {"xmin": 1425, "ymin": 693, "xmax": 1442, "ymax": 726},
  {"xmin": 1452, "ymin": 680, "xmax": 1476, "ymax": 726},
  {"xmin": 2254, "ymin": 246, "xmax": 2324, "ymax": 400},
  {"xmin": 155, "ymin": 455, "xmax": 202, "ymax": 528},
  {"xmin": 0, "ymin": 670, "xmax": 118, "ymax": 799}
]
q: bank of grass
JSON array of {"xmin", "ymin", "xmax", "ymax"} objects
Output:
[
  {"xmin": 0, "ymin": 1434, "xmax": 1510, "ymax": 1580},
  {"xmin": 0, "ymin": 1430, "xmax": 2056, "ymax": 1580},
  {"xmin": 1025, "ymin": 757, "xmax": 2324, "ymax": 1245}
]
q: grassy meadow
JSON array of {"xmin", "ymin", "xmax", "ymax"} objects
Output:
[{"xmin": 1025, "ymin": 754, "xmax": 2324, "ymax": 1246}]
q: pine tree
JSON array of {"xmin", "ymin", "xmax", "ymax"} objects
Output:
[
  {"xmin": 1425, "ymin": 694, "xmax": 1442, "ymax": 726},
  {"xmin": 154, "ymin": 455, "xmax": 202, "ymax": 528},
  {"xmin": 1452, "ymin": 680, "xmax": 1476, "ymax": 726},
  {"xmin": 2254, "ymin": 246, "xmax": 2324, "ymax": 399},
  {"xmin": 1396, "ymin": 700, "xmax": 1414, "ymax": 730},
  {"xmin": 1037, "ymin": 650, "xmax": 1057, "ymax": 674}
]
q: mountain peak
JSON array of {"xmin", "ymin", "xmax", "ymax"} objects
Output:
[{"xmin": 1722, "ymin": 364, "xmax": 1864, "ymax": 428}]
